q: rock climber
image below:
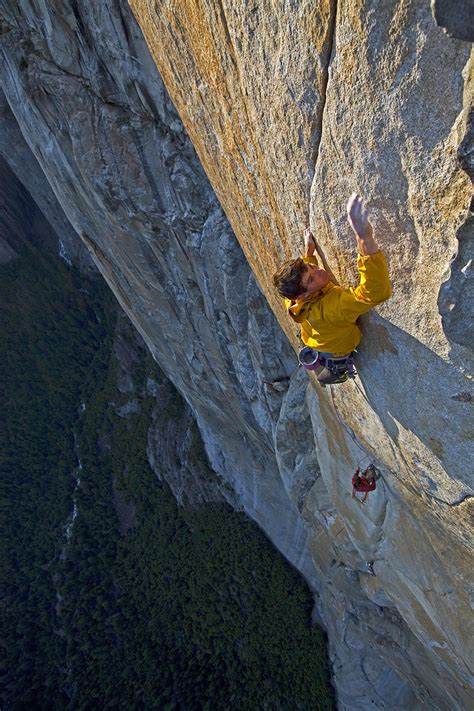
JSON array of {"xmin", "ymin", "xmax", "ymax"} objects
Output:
[
  {"xmin": 351, "ymin": 464, "xmax": 377, "ymax": 504},
  {"xmin": 272, "ymin": 194, "xmax": 391, "ymax": 384}
]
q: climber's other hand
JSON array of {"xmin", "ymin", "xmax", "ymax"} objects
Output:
[{"xmin": 304, "ymin": 227, "xmax": 316, "ymax": 257}]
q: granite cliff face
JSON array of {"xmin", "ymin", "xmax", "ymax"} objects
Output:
[{"xmin": 0, "ymin": 1, "xmax": 472, "ymax": 708}]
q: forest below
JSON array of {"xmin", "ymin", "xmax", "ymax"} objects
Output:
[{"xmin": 0, "ymin": 179, "xmax": 335, "ymax": 710}]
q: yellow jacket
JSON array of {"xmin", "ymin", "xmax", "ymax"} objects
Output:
[{"xmin": 285, "ymin": 251, "xmax": 391, "ymax": 356}]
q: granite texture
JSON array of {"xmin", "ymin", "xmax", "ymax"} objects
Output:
[{"xmin": 1, "ymin": 0, "xmax": 472, "ymax": 707}]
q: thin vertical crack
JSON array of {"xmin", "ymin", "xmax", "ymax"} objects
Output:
[{"xmin": 309, "ymin": 0, "xmax": 338, "ymax": 181}]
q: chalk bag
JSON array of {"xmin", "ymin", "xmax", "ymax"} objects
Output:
[{"xmin": 298, "ymin": 346, "xmax": 321, "ymax": 371}]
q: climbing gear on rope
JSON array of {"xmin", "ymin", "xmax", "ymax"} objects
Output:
[{"xmin": 298, "ymin": 347, "xmax": 357, "ymax": 386}]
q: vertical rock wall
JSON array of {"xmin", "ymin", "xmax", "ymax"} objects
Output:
[
  {"xmin": 1, "ymin": 0, "xmax": 472, "ymax": 708},
  {"xmin": 127, "ymin": 1, "xmax": 473, "ymax": 708}
]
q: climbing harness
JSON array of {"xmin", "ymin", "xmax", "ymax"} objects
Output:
[
  {"xmin": 317, "ymin": 352, "xmax": 357, "ymax": 385},
  {"xmin": 298, "ymin": 346, "xmax": 357, "ymax": 386}
]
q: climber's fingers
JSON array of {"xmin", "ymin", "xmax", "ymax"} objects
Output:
[
  {"xmin": 347, "ymin": 193, "xmax": 371, "ymax": 234},
  {"xmin": 304, "ymin": 227, "xmax": 315, "ymax": 244}
]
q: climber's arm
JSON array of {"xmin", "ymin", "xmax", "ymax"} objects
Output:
[
  {"xmin": 304, "ymin": 227, "xmax": 339, "ymax": 285},
  {"xmin": 340, "ymin": 195, "xmax": 392, "ymax": 320}
]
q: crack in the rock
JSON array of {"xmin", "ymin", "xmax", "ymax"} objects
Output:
[
  {"xmin": 426, "ymin": 491, "xmax": 473, "ymax": 507},
  {"xmin": 309, "ymin": 0, "xmax": 338, "ymax": 180},
  {"xmin": 216, "ymin": 0, "xmax": 237, "ymax": 71}
]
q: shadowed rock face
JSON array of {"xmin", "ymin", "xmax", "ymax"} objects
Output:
[
  {"xmin": 0, "ymin": 91, "xmax": 94, "ymax": 271},
  {"xmin": 0, "ymin": 1, "xmax": 472, "ymax": 708},
  {"xmin": 432, "ymin": 0, "xmax": 474, "ymax": 43}
]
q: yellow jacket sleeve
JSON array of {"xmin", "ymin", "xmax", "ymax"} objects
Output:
[{"xmin": 339, "ymin": 251, "xmax": 391, "ymax": 322}]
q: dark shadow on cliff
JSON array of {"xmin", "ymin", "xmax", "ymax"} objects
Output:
[
  {"xmin": 438, "ymin": 212, "xmax": 473, "ymax": 350},
  {"xmin": 352, "ymin": 312, "xmax": 472, "ymax": 500}
]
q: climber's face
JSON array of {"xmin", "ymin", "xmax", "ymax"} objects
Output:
[{"xmin": 299, "ymin": 263, "xmax": 330, "ymax": 298}]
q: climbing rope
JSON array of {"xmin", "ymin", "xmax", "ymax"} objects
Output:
[
  {"xmin": 353, "ymin": 378, "xmax": 371, "ymax": 405},
  {"xmin": 328, "ymin": 383, "xmax": 374, "ymax": 469}
]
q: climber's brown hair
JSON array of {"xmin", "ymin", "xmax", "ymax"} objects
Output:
[{"xmin": 272, "ymin": 257, "xmax": 307, "ymax": 298}]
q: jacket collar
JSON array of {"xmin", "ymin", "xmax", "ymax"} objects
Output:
[{"xmin": 288, "ymin": 282, "xmax": 335, "ymax": 315}]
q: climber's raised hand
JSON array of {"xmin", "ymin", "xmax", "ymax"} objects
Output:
[
  {"xmin": 347, "ymin": 193, "xmax": 371, "ymax": 238},
  {"xmin": 347, "ymin": 193, "xmax": 379, "ymax": 256}
]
